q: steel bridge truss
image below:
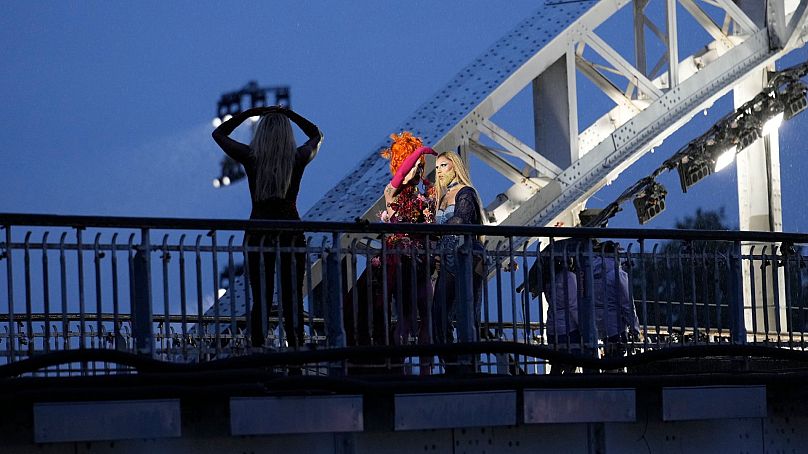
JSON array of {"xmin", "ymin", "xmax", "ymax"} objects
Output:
[{"xmin": 305, "ymin": 0, "xmax": 808, "ymax": 231}]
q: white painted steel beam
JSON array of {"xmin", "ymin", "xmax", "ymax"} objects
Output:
[
  {"xmin": 667, "ymin": 0, "xmax": 680, "ymax": 87},
  {"xmin": 715, "ymin": 0, "xmax": 761, "ymax": 34},
  {"xmin": 499, "ymin": 28, "xmax": 778, "ymax": 228},
  {"xmin": 478, "ymin": 118, "xmax": 562, "ymax": 178},
  {"xmin": 575, "ymin": 56, "xmax": 641, "ymax": 113},
  {"xmin": 533, "ymin": 46, "xmax": 580, "ymax": 169},
  {"xmin": 783, "ymin": 0, "xmax": 808, "ymax": 50},
  {"xmin": 468, "ymin": 139, "xmax": 545, "ymax": 190},
  {"xmin": 733, "ymin": 68, "xmax": 788, "ymax": 338},
  {"xmin": 680, "ymin": 0, "xmax": 737, "ymax": 48},
  {"xmin": 584, "ymin": 31, "xmax": 664, "ymax": 99}
]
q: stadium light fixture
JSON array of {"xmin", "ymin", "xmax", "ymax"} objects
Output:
[
  {"xmin": 633, "ymin": 181, "xmax": 667, "ymax": 225},
  {"xmin": 211, "ymin": 81, "xmax": 291, "ymax": 189}
]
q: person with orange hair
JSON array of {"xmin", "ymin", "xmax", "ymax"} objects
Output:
[
  {"xmin": 380, "ymin": 133, "xmax": 436, "ymax": 366},
  {"xmin": 344, "ymin": 132, "xmax": 436, "ymax": 375}
]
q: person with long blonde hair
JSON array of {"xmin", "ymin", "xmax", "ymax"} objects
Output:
[
  {"xmin": 432, "ymin": 151, "xmax": 485, "ymax": 374},
  {"xmin": 212, "ymin": 105, "xmax": 322, "ymax": 349}
]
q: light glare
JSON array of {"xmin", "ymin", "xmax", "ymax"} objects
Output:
[
  {"xmin": 211, "ymin": 117, "xmax": 222, "ymax": 128},
  {"xmin": 222, "ymin": 176, "xmax": 231, "ymax": 186},
  {"xmin": 217, "ymin": 288, "xmax": 227, "ymax": 299},
  {"xmin": 714, "ymin": 148, "xmax": 736, "ymax": 172},
  {"xmin": 212, "ymin": 178, "xmax": 221, "ymax": 188},
  {"xmin": 761, "ymin": 112, "xmax": 784, "ymax": 136}
]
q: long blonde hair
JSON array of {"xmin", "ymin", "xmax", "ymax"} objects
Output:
[
  {"xmin": 435, "ymin": 151, "xmax": 487, "ymax": 224},
  {"xmin": 250, "ymin": 113, "xmax": 297, "ymax": 201}
]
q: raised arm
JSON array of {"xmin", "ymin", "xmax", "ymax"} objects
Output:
[
  {"xmin": 383, "ymin": 146, "xmax": 436, "ymax": 218},
  {"xmin": 212, "ymin": 106, "xmax": 280, "ymax": 163},
  {"xmin": 283, "ymin": 107, "xmax": 324, "ymax": 164}
]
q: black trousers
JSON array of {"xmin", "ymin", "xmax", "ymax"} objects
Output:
[
  {"xmin": 247, "ymin": 233, "xmax": 305, "ymax": 348},
  {"xmin": 432, "ymin": 267, "xmax": 483, "ymax": 372}
]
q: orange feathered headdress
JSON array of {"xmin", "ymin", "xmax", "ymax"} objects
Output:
[{"xmin": 380, "ymin": 131, "xmax": 424, "ymax": 176}]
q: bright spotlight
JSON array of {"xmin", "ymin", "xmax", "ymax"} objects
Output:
[
  {"xmin": 250, "ymin": 116, "xmax": 260, "ymax": 123},
  {"xmin": 222, "ymin": 176, "xmax": 231, "ymax": 186},
  {"xmin": 762, "ymin": 112, "xmax": 784, "ymax": 136},
  {"xmin": 212, "ymin": 178, "xmax": 221, "ymax": 188},
  {"xmin": 212, "ymin": 117, "xmax": 223, "ymax": 128},
  {"xmin": 222, "ymin": 114, "xmax": 233, "ymax": 122},
  {"xmin": 713, "ymin": 148, "xmax": 736, "ymax": 172},
  {"xmin": 217, "ymin": 288, "xmax": 227, "ymax": 299}
]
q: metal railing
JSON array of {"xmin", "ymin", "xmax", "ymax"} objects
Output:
[{"xmin": 2, "ymin": 213, "xmax": 808, "ymax": 377}]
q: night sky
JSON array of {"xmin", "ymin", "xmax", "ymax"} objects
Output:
[{"xmin": 1, "ymin": 1, "xmax": 807, "ymax": 231}]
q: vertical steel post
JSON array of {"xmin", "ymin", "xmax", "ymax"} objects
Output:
[
  {"xmin": 456, "ymin": 234, "xmax": 474, "ymax": 343},
  {"xmin": 730, "ymin": 240, "xmax": 747, "ymax": 344},
  {"xmin": 326, "ymin": 232, "xmax": 346, "ymax": 349},
  {"xmin": 4, "ymin": 225, "xmax": 15, "ymax": 361},
  {"xmin": 132, "ymin": 228, "xmax": 153, "ymax": 356}
]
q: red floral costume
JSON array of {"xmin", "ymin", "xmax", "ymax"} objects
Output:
[{"xmin": 344, "ymin": 133, "xmax": 436, "ymax": 374}]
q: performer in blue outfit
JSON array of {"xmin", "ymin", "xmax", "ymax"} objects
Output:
[{"xmin": 431, "ymin": 151, "xmax": 485, "ymax": 373}]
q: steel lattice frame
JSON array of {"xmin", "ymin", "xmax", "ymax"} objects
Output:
[{"xmin": 304, "ymin": 0, "xmax": 808, "ymax": 230}]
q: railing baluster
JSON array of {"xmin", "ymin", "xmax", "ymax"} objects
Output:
[
  {"xmin": 226, "ymin": 236, "xmax": 237, "ymax": 349},
  {"xmin": 93, "ymin": 233, "xmax": 104, "ymax": 371},
  {"xmin": 305, "ymin": 237, "xmax": 315, "ymax": 347},
  {"xmin": 772, "ymin": 245, "xmax": 783, "ymax": 346},
  {"xmin": 651, "ymin": 244, "xmax": 661, "ymax": 347},
  {"xmin": 110, "ymin": 234, "xmax": 120, "ymax": 353},
  {"xmin": 242, "ymin": 235, "xmax": 252, "ymax": 349},
  {"xmin": 639, "ymin": 239, "xmax": 649, "ymax": 347},
  {"xmin": 178, "ymin": 235, "xmax": 187, "ymax": 358},
  {"xmin": 76, "ymin": 228, "xmax": 86, "ymax": 353},
  {"xmin": 59, "ymin": 232, "xmax": 69, "ymax": 354},
  {"xmin": 507, "ymin": 236, "xmax": 518, "ymax": 369},
  {"xmin": 349, "ymin": 239, "xmax": 360, "ymax": 349},
  {"xmin": 194, "ymin": 235, "xmax": 205, "ymax": 356},
  {"xmin": 42, "ymin": 232, "xmax": 51, "ymax": 354},
  {"xmin": 161, "ymin": 234, "xmax": 171, "ymax": 359},
  {"xmin": 210, "ymin": 231, "xmax": 221, "ymax": 354},
  {"xmin": 23, "ymin": 232, "xmax": 33, "ymax": 357},
  {"xmin": 730, "ymin": 241, "xmax": 746, "ymax": 345},
  {"xmin": 5, "ymin": 225, "xmax": 16, "ymax": 363}
]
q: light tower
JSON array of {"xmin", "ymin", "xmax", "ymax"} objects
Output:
[{"xmin": 211, "ymin": 81, "xmax": 291, "ymax": 188}]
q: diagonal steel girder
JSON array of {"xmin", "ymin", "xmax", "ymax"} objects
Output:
[{"xmin": 500, "ymin": 27, "xmax": 783, "ymax": 228}]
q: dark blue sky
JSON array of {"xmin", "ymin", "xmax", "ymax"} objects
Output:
[{"xmin": 1, "ymin": 1, "xmax": 807, "ymax": 231}]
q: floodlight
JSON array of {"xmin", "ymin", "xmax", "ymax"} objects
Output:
[
  {"xmin": 211, "ymin": 82, "xmax": 292, "ymax": 188},
  {"xmin": 712, "ymin": 147, "xmax": 737, "ymax": 172},
  {"xmin": 213, "ymin": 156, "xmax": 246, "ymax": 189},
  {"xmin": 677, "ymin": 148, "xmax": 712, "ymax": 193},
  {"xmin": 784, "ymin": 82, "xmax": 808, "ymax": 120},
  {"xmin": 633, "ymin": 181, "xmax": 667, "ymax": 225}
]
